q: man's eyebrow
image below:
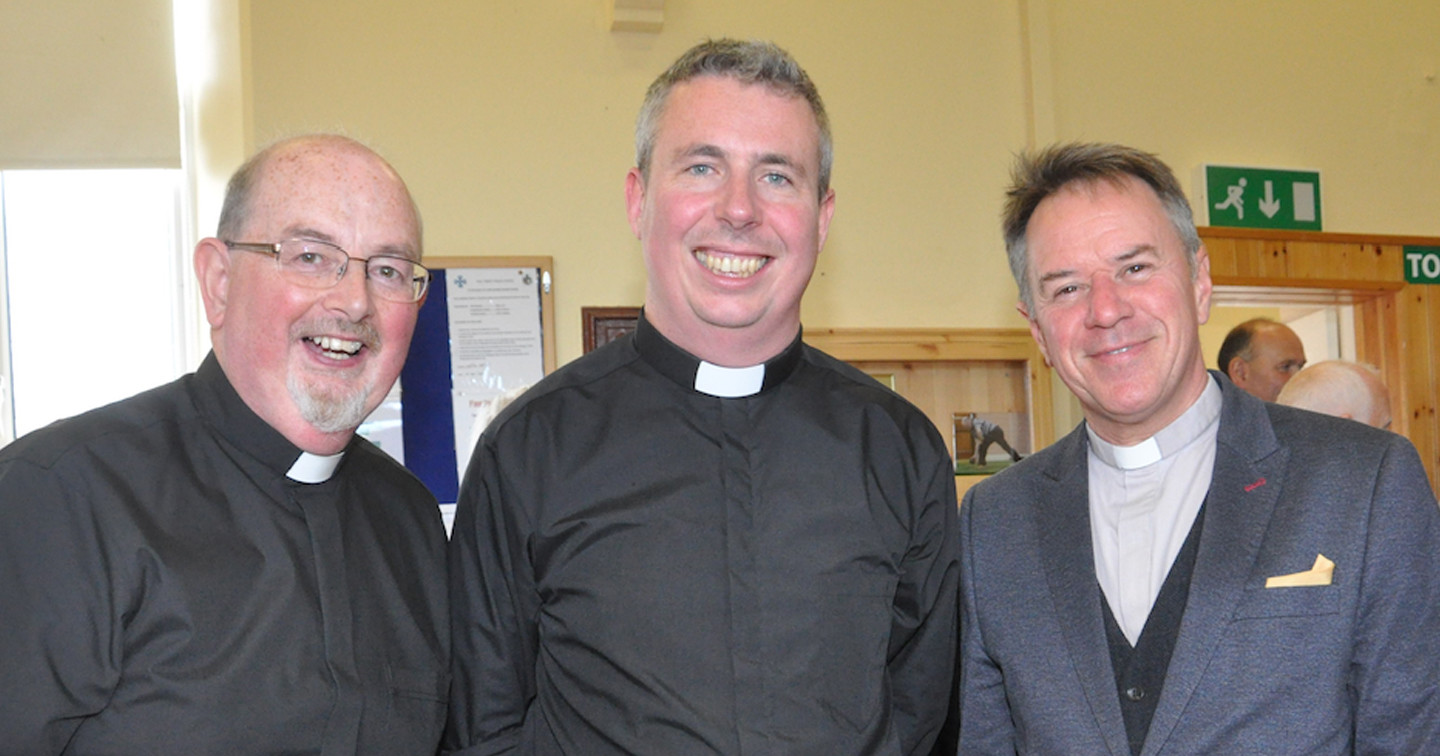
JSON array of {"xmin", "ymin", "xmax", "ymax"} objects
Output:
[
  {"xmin": 286, "ymin": 226, "xmax": 417, "ymax": 261},
  {"xmin": 757, "ymin": 152, "xmax": 809, "ymax": 178},
  {"xmin": 284, "ymin": 226, "xmax": 338, "ymax": 244},
  {"xmin": 1114, "ymin": 244, "xmax": 1158, "ymax": 263},
  {"xmin": 677, "ymin": 144, "xmax": 726, "ymax": 161},
  {"xmin": 674, "ymin": 145, "xmax": 810, "ymax": 178},
  {"xmin": 1036, "ymin": 268, "xmax": 1076, "ymax": 289},
  {"xmin": 1034, "ymin": 245, "xmax": 1160, "ymax": 288}
]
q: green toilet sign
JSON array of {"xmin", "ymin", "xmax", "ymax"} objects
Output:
[
  {"xmin": 1205, "ymin": 165, "xmax": 1322, "ymax": 231},
  {"xmin": 1404, "ymin": 246, "xmax": 1440, "ymax": 284}
]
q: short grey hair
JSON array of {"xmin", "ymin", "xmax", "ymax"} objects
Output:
[
  {"xmin": 634, "ymin": 38, "xmax": 832, "ymax": 200},
  {"xmin": 1001, "ymin": 142, "xmax": 1200, "ymax": 310}
]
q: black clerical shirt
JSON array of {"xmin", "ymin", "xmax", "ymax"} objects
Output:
[
  {"xmin": 445, "ymin": 315, "xmax": 958, "ymax": 755},
  {"xmin": 0, "ymin": 353, "xmax": 448, "ymax": 754}
]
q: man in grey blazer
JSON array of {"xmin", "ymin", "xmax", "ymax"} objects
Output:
[{"xmin": 956, "ymin": 142, "xmax": 1440, "ymax": 754}]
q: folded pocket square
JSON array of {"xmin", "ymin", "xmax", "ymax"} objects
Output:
[{"xmin": 1265, "ymin": 554, "xmax": 1335, "ymax": 588}]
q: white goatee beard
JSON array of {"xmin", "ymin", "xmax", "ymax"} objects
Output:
[
  {"xmin": 288, "ymin": 317, "xmax": 383, "ymax": 433},
  {"xmin": 288, "ymin": 373, "xmax": 375, "ymax": 434}
]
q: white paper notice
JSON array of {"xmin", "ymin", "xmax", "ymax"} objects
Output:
[{"xmin": 445, "ymin": 267, "xmax": 546, "ymax": 472}]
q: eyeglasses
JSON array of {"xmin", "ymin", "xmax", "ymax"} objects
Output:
[{"xmin": 225, "ymin": 239, "xmax": 431, "ymax": 303}]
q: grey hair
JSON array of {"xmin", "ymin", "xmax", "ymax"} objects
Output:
[
  {"xmin": 634, "ymin": 38, "xmax": 832, "ymax": 200},
  {"xmin": 1001, "ymin": 142, "xmax": 1200, "ymax": 310}
]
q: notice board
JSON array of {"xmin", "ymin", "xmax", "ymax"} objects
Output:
[{"xmin": 358, "ymin": 256, "xmax": 554, "ymax": 515}]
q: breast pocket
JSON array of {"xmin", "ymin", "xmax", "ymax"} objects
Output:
[
  {"xmin": 1233, "ymin": 584, "xmax": 1340, "ymax": 619},
  {"xmin": 383, "ymin": 665, "xmax": 449, "ymax": 753},
  {"xmin": 815, "ymin": 571, "xmax": 898, "ymax": 731}
]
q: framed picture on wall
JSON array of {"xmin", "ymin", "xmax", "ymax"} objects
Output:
[
  {"xmin": 952, "ymin": 411, "xmax": 1027, "ymax": 475},
  {"xmin": 582, "ymin": 306, "xmax": 641, "ymax": 353}
]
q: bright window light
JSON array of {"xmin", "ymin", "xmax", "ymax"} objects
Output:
[{"xmin": 2, "ymin": 169, "xmax": 187, "ymax": 438}]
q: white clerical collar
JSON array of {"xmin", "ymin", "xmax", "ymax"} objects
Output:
[
  {"xmin": 287, "ymin": 450, "xmax": 345, "ymax": 483},
  {"xmin": 694, "ymin": 360, "xmax": 765, "ymax": 398},
  {"xmin": 1088, "ymin": 377, "xmax": 1224, "ymax": 471}
]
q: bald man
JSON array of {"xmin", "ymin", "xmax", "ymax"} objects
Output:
[
  {"xmin": 1217, "ymin": 318, "xmax": 1306, "ymax": 401},
  {"xmin": 0, "ymin": 135, "xmax": 447, "ymax": 754},
  {"xmin": 1277, "ymin": 360, "xmax": 1392, "ymax": 429}
]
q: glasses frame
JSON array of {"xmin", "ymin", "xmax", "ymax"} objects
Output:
[{"xmin": 224, "ymin": 239, "xmax": 431, "ymax": 303}]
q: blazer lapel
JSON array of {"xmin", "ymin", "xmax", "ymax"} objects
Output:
[
  {"xmin": 1034, "ymin": 425, "xmax": 1133, "ymax": 756},
  {"xmin": 1140, "ymin": 377, "xmax": 1288, "ymax": 756}
]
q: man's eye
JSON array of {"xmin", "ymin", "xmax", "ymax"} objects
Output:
[
  {"xmin": 371, "ymin": 264, "xmax": 401, "ymax": 281},
  {"xmin": 687, "ymin": 165, "xmax": 714, "ymax": 176},
  {"xmin": 295, "ymin": 252, "xmax": 327, "ymax": 266},
  {"xmin": 762, "ymin": 172, "xmax": 792, "ymax": 186}
]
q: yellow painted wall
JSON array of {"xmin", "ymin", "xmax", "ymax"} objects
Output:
[
  {"xmin": 243, "ymin": 0, "xmax": 1030, "ymax": 363},
  {"xmin": 241, "ymin": 0, "xmax": 1440, "ymax": 373}
]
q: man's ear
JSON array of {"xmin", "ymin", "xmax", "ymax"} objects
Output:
[
  {"xmin": 624, "ymin": 168, "xmax": 646, "ymax": 240},
  {"xmin": 1228, "ymin": 356, "xmax": 1250, "ymax": 386},
  {"xmin": 815, "ymin": 187, "xmax": 836, "ymax": 252},
  {"xmin": 194, "ymin": 238, "xmax": 232, "ymax": 329},
  {"xmin": 1018, "ymin": 300, "xmax": 1052, "ymax": 367}
]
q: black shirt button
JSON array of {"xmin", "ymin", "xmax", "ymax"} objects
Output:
[{"xmin": 1124, "ymin": 686, "xmax": 1146, "ymax": 702}]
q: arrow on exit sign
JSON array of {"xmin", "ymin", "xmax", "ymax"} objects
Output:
[{"xmin": 1204, "ymin": 165, "xmax": 1322, "ymax": 231}]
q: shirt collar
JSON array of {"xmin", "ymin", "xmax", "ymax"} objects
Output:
[
  {"xmin": 192, "ymin": 352, "xmax": 349, "ymax": 483},
  {"xmin": 286, "ymin": 451, "xmax": 346, "ymax": 483},
  {"xmin": 1088, "ymin": 375, "xmax": 1224, "ymax": 471},
  {"xmin": 634, "ymin": 310, "xmax": 803, "ymax": 398}
]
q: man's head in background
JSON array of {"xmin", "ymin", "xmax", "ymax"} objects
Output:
[{"xmin": 1217, "ymin": 318, "xmax": 1306, "ymax": 401}]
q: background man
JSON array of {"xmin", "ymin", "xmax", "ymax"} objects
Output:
[
  {"xmin": 1217, "ymin": 317, "xmax": 1307, "ymax": 401},
  {"xmin": 957, "ymin": 142, "xmax": 1439, "ymax": 754},
  {"xmin": 1277, "ymin": 359, "xmax": 1392, "ymax": 429},
  {"xmin": 446, "ymin": 39, "xmax": 957, "ymax": 756},
  {"xmin": 0, "ymin": 135, "xmax": 448, "ymax": 754}
]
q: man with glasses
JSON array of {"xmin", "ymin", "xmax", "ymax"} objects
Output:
[{"xmin": 0, "ymin": 134, "xmax": 448, "ymax": 754}]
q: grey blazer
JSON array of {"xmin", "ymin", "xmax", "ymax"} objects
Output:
[{"xmin": 956, "ymin": 373, "xmax": 1440, "ymax": 755}]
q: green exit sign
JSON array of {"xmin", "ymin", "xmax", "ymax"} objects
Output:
[
  {"xmin": 1404, "ymin": 246, "xmax": 1440, "ymax": 284},
  {"xmin": 1205, "ymin": 165, "xmax": 1322, "ymax": 231}
]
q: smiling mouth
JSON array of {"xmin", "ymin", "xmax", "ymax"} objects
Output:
[
  {"xmin": 307, "ymin": 335, "xmax": 364, "ymax": 360},
  {"xmin": 694, "ymin": 250, "xmax": 767, "ymax": 278}
]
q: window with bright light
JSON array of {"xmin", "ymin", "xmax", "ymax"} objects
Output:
[{"xmin": 0, "ymin": 169, "xmax": 189, "ymax": 440}]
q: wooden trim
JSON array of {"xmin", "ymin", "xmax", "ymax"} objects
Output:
[
  {"xmin": 805, "ymin": 327, "xmax": 1055, "ymax": 453},
  {"xmin": 1199, "ymin": 226, "xmax": 1440, "ymax": 248}
]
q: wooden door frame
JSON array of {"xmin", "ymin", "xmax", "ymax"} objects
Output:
[{"xmin": 1200, "ymin": 226, "xmax": 1438, "ymax": 496}]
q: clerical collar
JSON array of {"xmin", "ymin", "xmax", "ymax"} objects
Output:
[
  {"xmin": 193, "ymin": 352, "xmax": 354, "ymax": 483},
  {"xmin": 1088, "ymin": 376, "xmax": 1224, "ymax": 471},
  {"xmin": 286, "ymin": 451, "xmax": 346, "ymax": 483},
  {"xmin": 634, "ymin": 310, "xmax": 803, "ymax": 398}
]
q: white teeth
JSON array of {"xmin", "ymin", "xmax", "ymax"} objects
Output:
[
  {"xmin": 309, "ymin": 335, "xmax": 363, "ymax": 358},
  {"xmin": 695, "ymin": 250, "xmax": 766, "ymax": 277}
]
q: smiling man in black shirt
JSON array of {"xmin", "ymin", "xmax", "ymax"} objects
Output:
[
  {"xmin": 0, "ymin": 135, "xmax": 448, "ymax": 754},
  {"xmin": 445, "ymin": 40, "xmax": 958, "ymax": 756}
]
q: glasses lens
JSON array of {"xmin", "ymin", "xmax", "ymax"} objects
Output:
[
  {"xmin": 366, "ymin": 256, "xmax": 429, "ymax": 302},
  {"xmin": 275, "ymin": 240, "xmax": 345, "ymax": 286}
]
